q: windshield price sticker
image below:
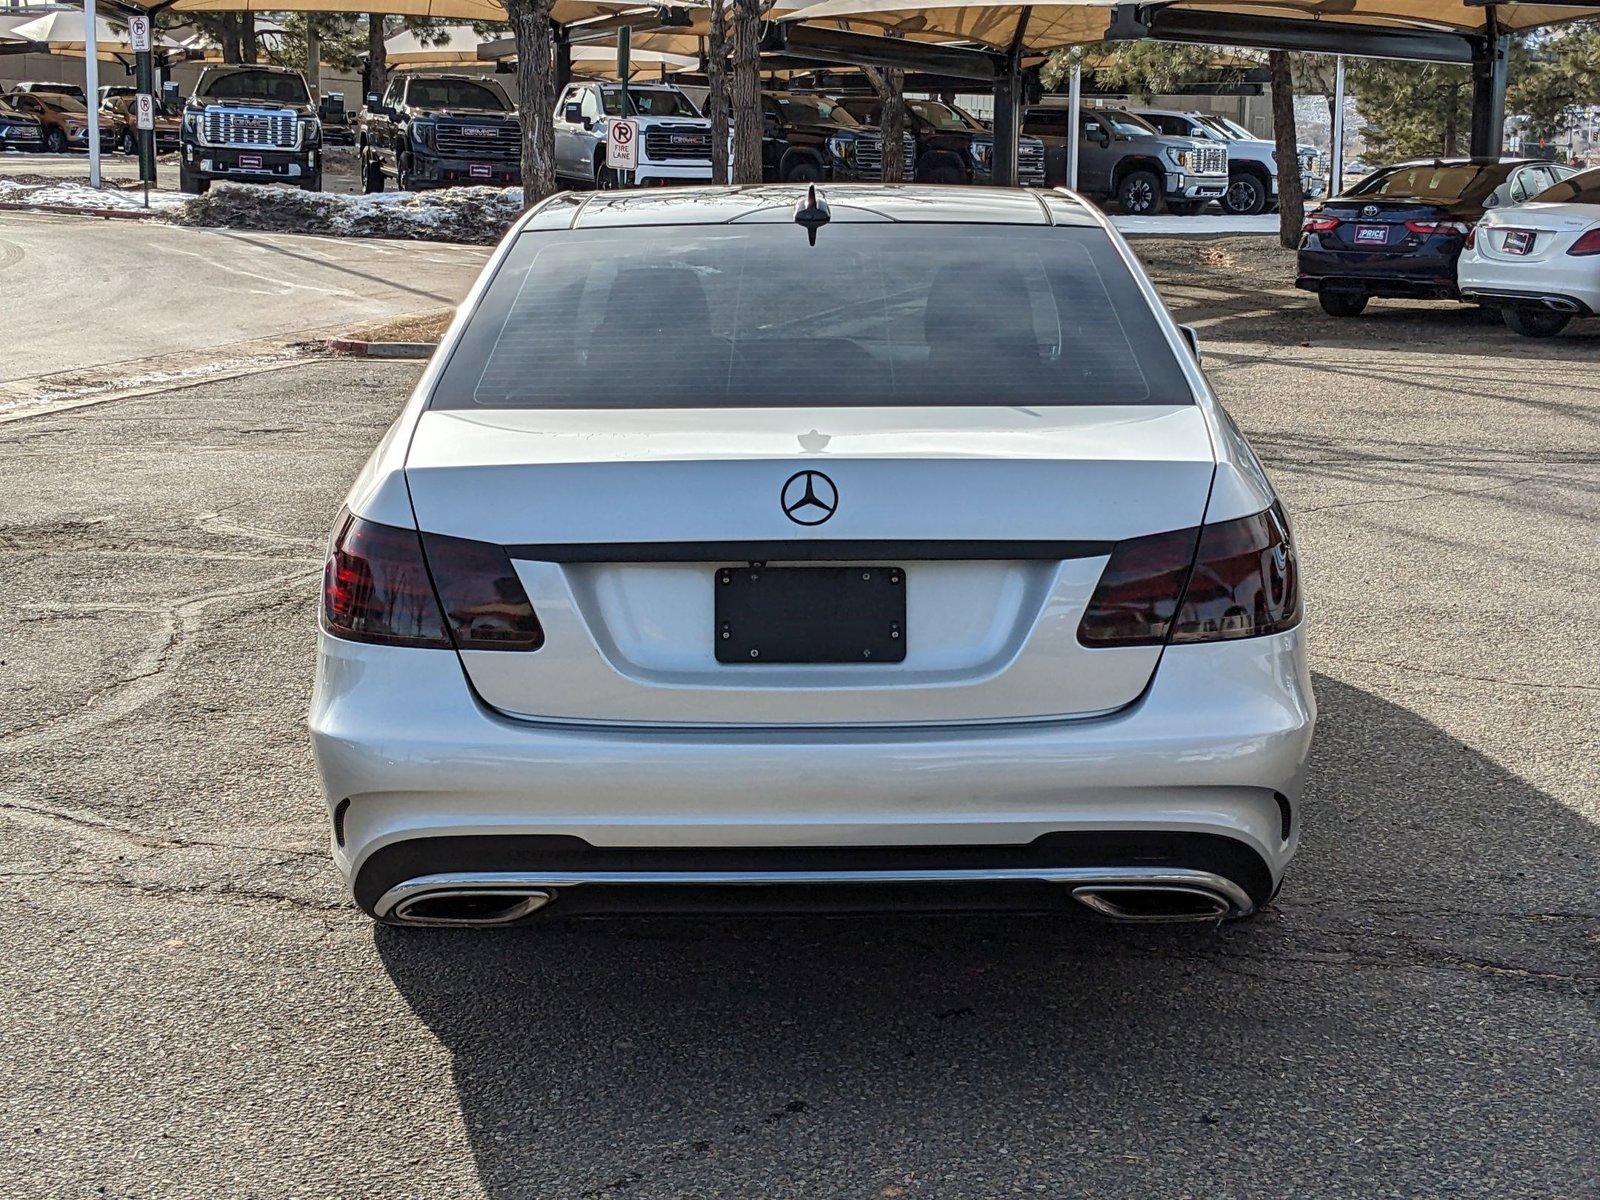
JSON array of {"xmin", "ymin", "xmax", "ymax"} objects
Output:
[{"xmin": 606, "ymin": 119, "xmax": 639, "ymax": 171}]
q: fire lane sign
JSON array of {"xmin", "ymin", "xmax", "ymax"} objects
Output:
[
  {"xmin": 606, "ymin": 119, "xmax": 639, "ymax": 172},
  {"xmin": 135, "ymin": 93, "xmax": 155, "ymax": 131},
  {"xmin": 129, "ymin": 15, "xmax": 151, "ymax": 52}
]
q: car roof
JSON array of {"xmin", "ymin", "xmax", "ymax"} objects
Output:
[
  {"xmin": 523, "ymin": 184, "xmax": 1103, "ymax": 231},
  {"xmin": 1382, "ymin": 157, "xmax": 1546, "ymax": 168}
]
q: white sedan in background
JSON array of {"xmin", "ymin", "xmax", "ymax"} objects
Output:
[
  {"xmin": 311, "ymin": 184, "xmax": 1315, "ymax": 929},
  {"xmin": 1460, "ymin": 166, "xmax": 1600, "ymax": 337}
]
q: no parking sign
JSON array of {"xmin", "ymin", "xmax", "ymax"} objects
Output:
[{"xmin": 606, "ymin": 119, "xmax": 639, "ymax": 172}]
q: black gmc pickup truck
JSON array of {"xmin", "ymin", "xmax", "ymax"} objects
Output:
[
  {"xmin": 358, "ymin": 73, "xmax": 521, "ymax": 192},
  {"xmin": 757, "ymin": 91, "xmax": 914, "ymax": 183},
  {"xmin": 835, "ymin": 96, "xmax": 1046, "ymax": 186},
  {"xmin": 179, "ymin": 65, "xmax": 322, "ymax": 194}
]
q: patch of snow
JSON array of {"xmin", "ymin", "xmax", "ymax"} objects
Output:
[
  {"xmin": 0, "ymin": 178, "xmax": 186, "ymax": 212},
  {"xmin": 166, "ymin": 182, "xmax": 524, "ymax": 245}
]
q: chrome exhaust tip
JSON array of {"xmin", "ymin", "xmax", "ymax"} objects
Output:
[
  {"xmin": 1543, "ymin": 297, "xmax": 1581, "ymax": 313},
  {"xmin": 390, "ymin": 888, "xmax": 554, "ymax": 927},
  {"xmin": 1071, "ymin": 884, "xmax": 1233, "ymax": 923}
]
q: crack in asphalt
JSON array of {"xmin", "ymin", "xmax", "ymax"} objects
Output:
[{"xmin": 0, "ymin": 564, "xmax": 319, "ymax": 753}]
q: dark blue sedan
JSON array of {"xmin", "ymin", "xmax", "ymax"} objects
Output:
[{"xmin": 1296, "ymin": 158, "xmax": 1579, "ymax": 317}]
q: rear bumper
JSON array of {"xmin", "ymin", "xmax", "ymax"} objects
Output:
[
  {"xmin": 1296, "ymin": 244, "xmax": 1461, "ymax": 298},
  {"xmin": 310, "ymin": 627, "xmax": 1316, "ymax": 920},
  {"xmin": 1459, "ymin": 258, "xmax": 1600, "ymax": 315}
]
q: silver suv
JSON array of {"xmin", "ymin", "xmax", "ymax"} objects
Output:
[{"xmin": 554, "ymin": 81, "xmax": 712, "ymax": 187}]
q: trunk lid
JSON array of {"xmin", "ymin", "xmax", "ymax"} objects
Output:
[
  {"xmin": 1478, "ymin": 205, "xmax": 1600, "ymax": 264},
  {"xmin": 405, "ymin": 405, "xmax": 1218, "ymax": 726},
  {"xmin": 1317, "ymin": 198, "xmax": 1458, "ymax": 252}
]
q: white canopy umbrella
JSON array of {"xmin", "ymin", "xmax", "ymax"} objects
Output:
[
  {"xmin": 385, "ymin": 23, "xmax": 494, "ymax": 69},
  {"xmin": 9, "ymin": 10, "xmax": 182, "ymax": 56}
]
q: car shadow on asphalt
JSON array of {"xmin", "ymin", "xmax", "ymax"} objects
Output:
[{"xmin": 374, "ymin": 673, "xmax": 1599, "ymax": 1196}]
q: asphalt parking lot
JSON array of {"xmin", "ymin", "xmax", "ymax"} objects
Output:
[{"xmin": 1, "ymin": 234, "xmax": 1595, "ymax": 1198}]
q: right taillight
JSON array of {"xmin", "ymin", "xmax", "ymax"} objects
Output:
[
  {"xmin": 1078, "ymin": 504, "xmax": 1301, "ymax": 648},
  {"xmin": 322, "ymin": 511, "xmax": 543, "ymax": 651},
  {"xmin": 1567, "ymin": 227, "xmax": 1600, "ymax": 256}
]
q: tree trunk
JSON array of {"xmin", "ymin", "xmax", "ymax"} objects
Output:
[
  {"xmin": 220, "ymin": 16, "xmax": 242, "ymax": 65},
  {"xmin": 707, "ymin": 0, "xmax": 730, "ymax": 185},
  {"xmin": 366, "ymin": 16, "xmax": 387, "ymax": 105},
  {"xmin": 305, "ymin": 19, "xmax": 320, "ymax": 101},
  {"xmin": 241, "ymin": 13, "xmax": 257, "ymax": 63},
  {"xmin": 1443, "ymin": 83, "xmax": 1460, "ymax": 156},
  {"xmin": 863, "ymin": 66, "xmax": 906, "ymax": 183},
  {"xmin": 1269, "ymin": 51, "xmax": 1304, "ymax": 250},
  {"xmin": 730, "ymin": 0, "xmax": 764, "ymax": 183},
  {"xmin": 504, "ymin": 0, "xmax": 558, "ymax": 208}
]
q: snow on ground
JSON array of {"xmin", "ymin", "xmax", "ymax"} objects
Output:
[
  {"xmin": 1111, "ymin": 213, "xmax": 1281, "ymax": 236},
  {"xmin": 166, "ymin": 182, "xmax": 524, "ymax": 244},
  {"xmin": 0, "ymin": 177, "xmax": 188, "ymax": 212}
]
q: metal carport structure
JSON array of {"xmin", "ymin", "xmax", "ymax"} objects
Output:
[{"xmin": 774, "ymin": 0, "xmax": 1600, "ymax": 184}]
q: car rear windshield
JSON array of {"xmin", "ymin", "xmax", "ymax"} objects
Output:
[
  {"xmin": 200, "ymin": 70, "xmax": 310, "ymax": 105},
  {"xmin": 408, "ymin": 78, "xmax": 507, "ymax": 111},
  {"xmin": 1532, "ymin": 167, "xmax": 1600, "ymax": 205},
  {"xmin": 1350, "ymin": 164, "xmax": 1499, "ymax": 202},
  {"xmin": 432, "ymin": 223, "xmax": 1193, "ymax": 410}
]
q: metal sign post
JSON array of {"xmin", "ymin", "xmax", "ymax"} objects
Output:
[
  {"xmin": 130, "ymin": 15, "xmax": 157, "ymax": 201},
  {"xmin": 617, "ymin": 25, "xmax": 632, "ymax": 186}
]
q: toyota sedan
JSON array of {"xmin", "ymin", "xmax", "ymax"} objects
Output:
[{"xmin": 311, "ymin": 185, "xmax": 1315, "ymax": 928}]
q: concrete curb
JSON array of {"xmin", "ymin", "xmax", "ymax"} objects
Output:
[
  {"xmin": 325, "ymin": 338, "xmax": 437, "ymax": 360},
  {"xmin": 0, "ymin": 199, "xmax": 157, "ymax": 221}
]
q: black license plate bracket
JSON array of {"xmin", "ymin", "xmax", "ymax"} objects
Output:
[{"xmin": 715, "ymin": 566, "xmax": 906, "ymax": 664}]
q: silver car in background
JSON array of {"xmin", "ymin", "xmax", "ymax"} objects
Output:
[{"xmin": 310, "ymin": 185, "xmax": 1315, "ymax": 928}]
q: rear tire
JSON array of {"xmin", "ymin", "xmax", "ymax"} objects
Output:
[
  {"xmin": 178, "ymin": 165, "xmax": 208, "ymax": 195},
  {"xmin": 1318, "ymin": 290, "xmax": 1368, "ymax": 318},
  {"xmin": 362, "ymin": 152, "xmax": 384, "ymax": 194},
  {"xmin": 1117, "ymin": 169, "xmax": 1163, "ymax": 215},
  {"xmin": 926, "ymin": 161, "xmax": 965, "ymax": 185},
  {"xmin": 301, "ymin": 169, "xmax": 323, "ymax": 193},
  {"xmin": 1222, "ymin": 172, "xmax": 1267, "ymax": 216},
  {"xmin": 1502, "ymin": 306, "xmax": 1571, "ymax": 338},
  {"xmin": 120, "ymin": 129, "xmax": 137, "ymax": 155}
]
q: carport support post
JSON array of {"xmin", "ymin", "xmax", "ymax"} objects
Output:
[
  {"xmin": 991, "ymin": 51, "xmax": 1024, "ymax": 187},
  {"xmin": 1066, "ymin": 59, "xmax": 1081, "ymax": 190},
  {"xmin": 1468, "ymin": 33, "xmax": 1508, "ymax": 157},
  {"xmin": 1329, "ymin": 55, "xmax": 1345, "ymax": 195},
  {"xmin": 84, "ymin": 0, "xmax": 102, "ymax": 188},
  {"xmin": 554, "ymin": 28, "xmax": 572, "ymax": 94}
]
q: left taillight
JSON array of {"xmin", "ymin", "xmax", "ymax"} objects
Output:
[
  {"xmin": 1078, "ymin": 504, "xmax": 1301, "ymax": 648},
  {"xmin": 322, "ymin": 511, "xmax": 542, "ymax": 651}
]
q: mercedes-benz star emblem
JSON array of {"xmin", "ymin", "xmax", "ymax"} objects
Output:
[{"xmin": 780, "ymin": 470, "xmax": 838, "ymax": 526}]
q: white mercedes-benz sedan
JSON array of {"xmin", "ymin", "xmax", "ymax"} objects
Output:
[
  {"xmin": 1459, "ymin": 166, "xmax": 1600, "ymax": 337},
  {"xmin": 310, "ymin": 184, "xmax": 1315, "ymax": 928}
]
